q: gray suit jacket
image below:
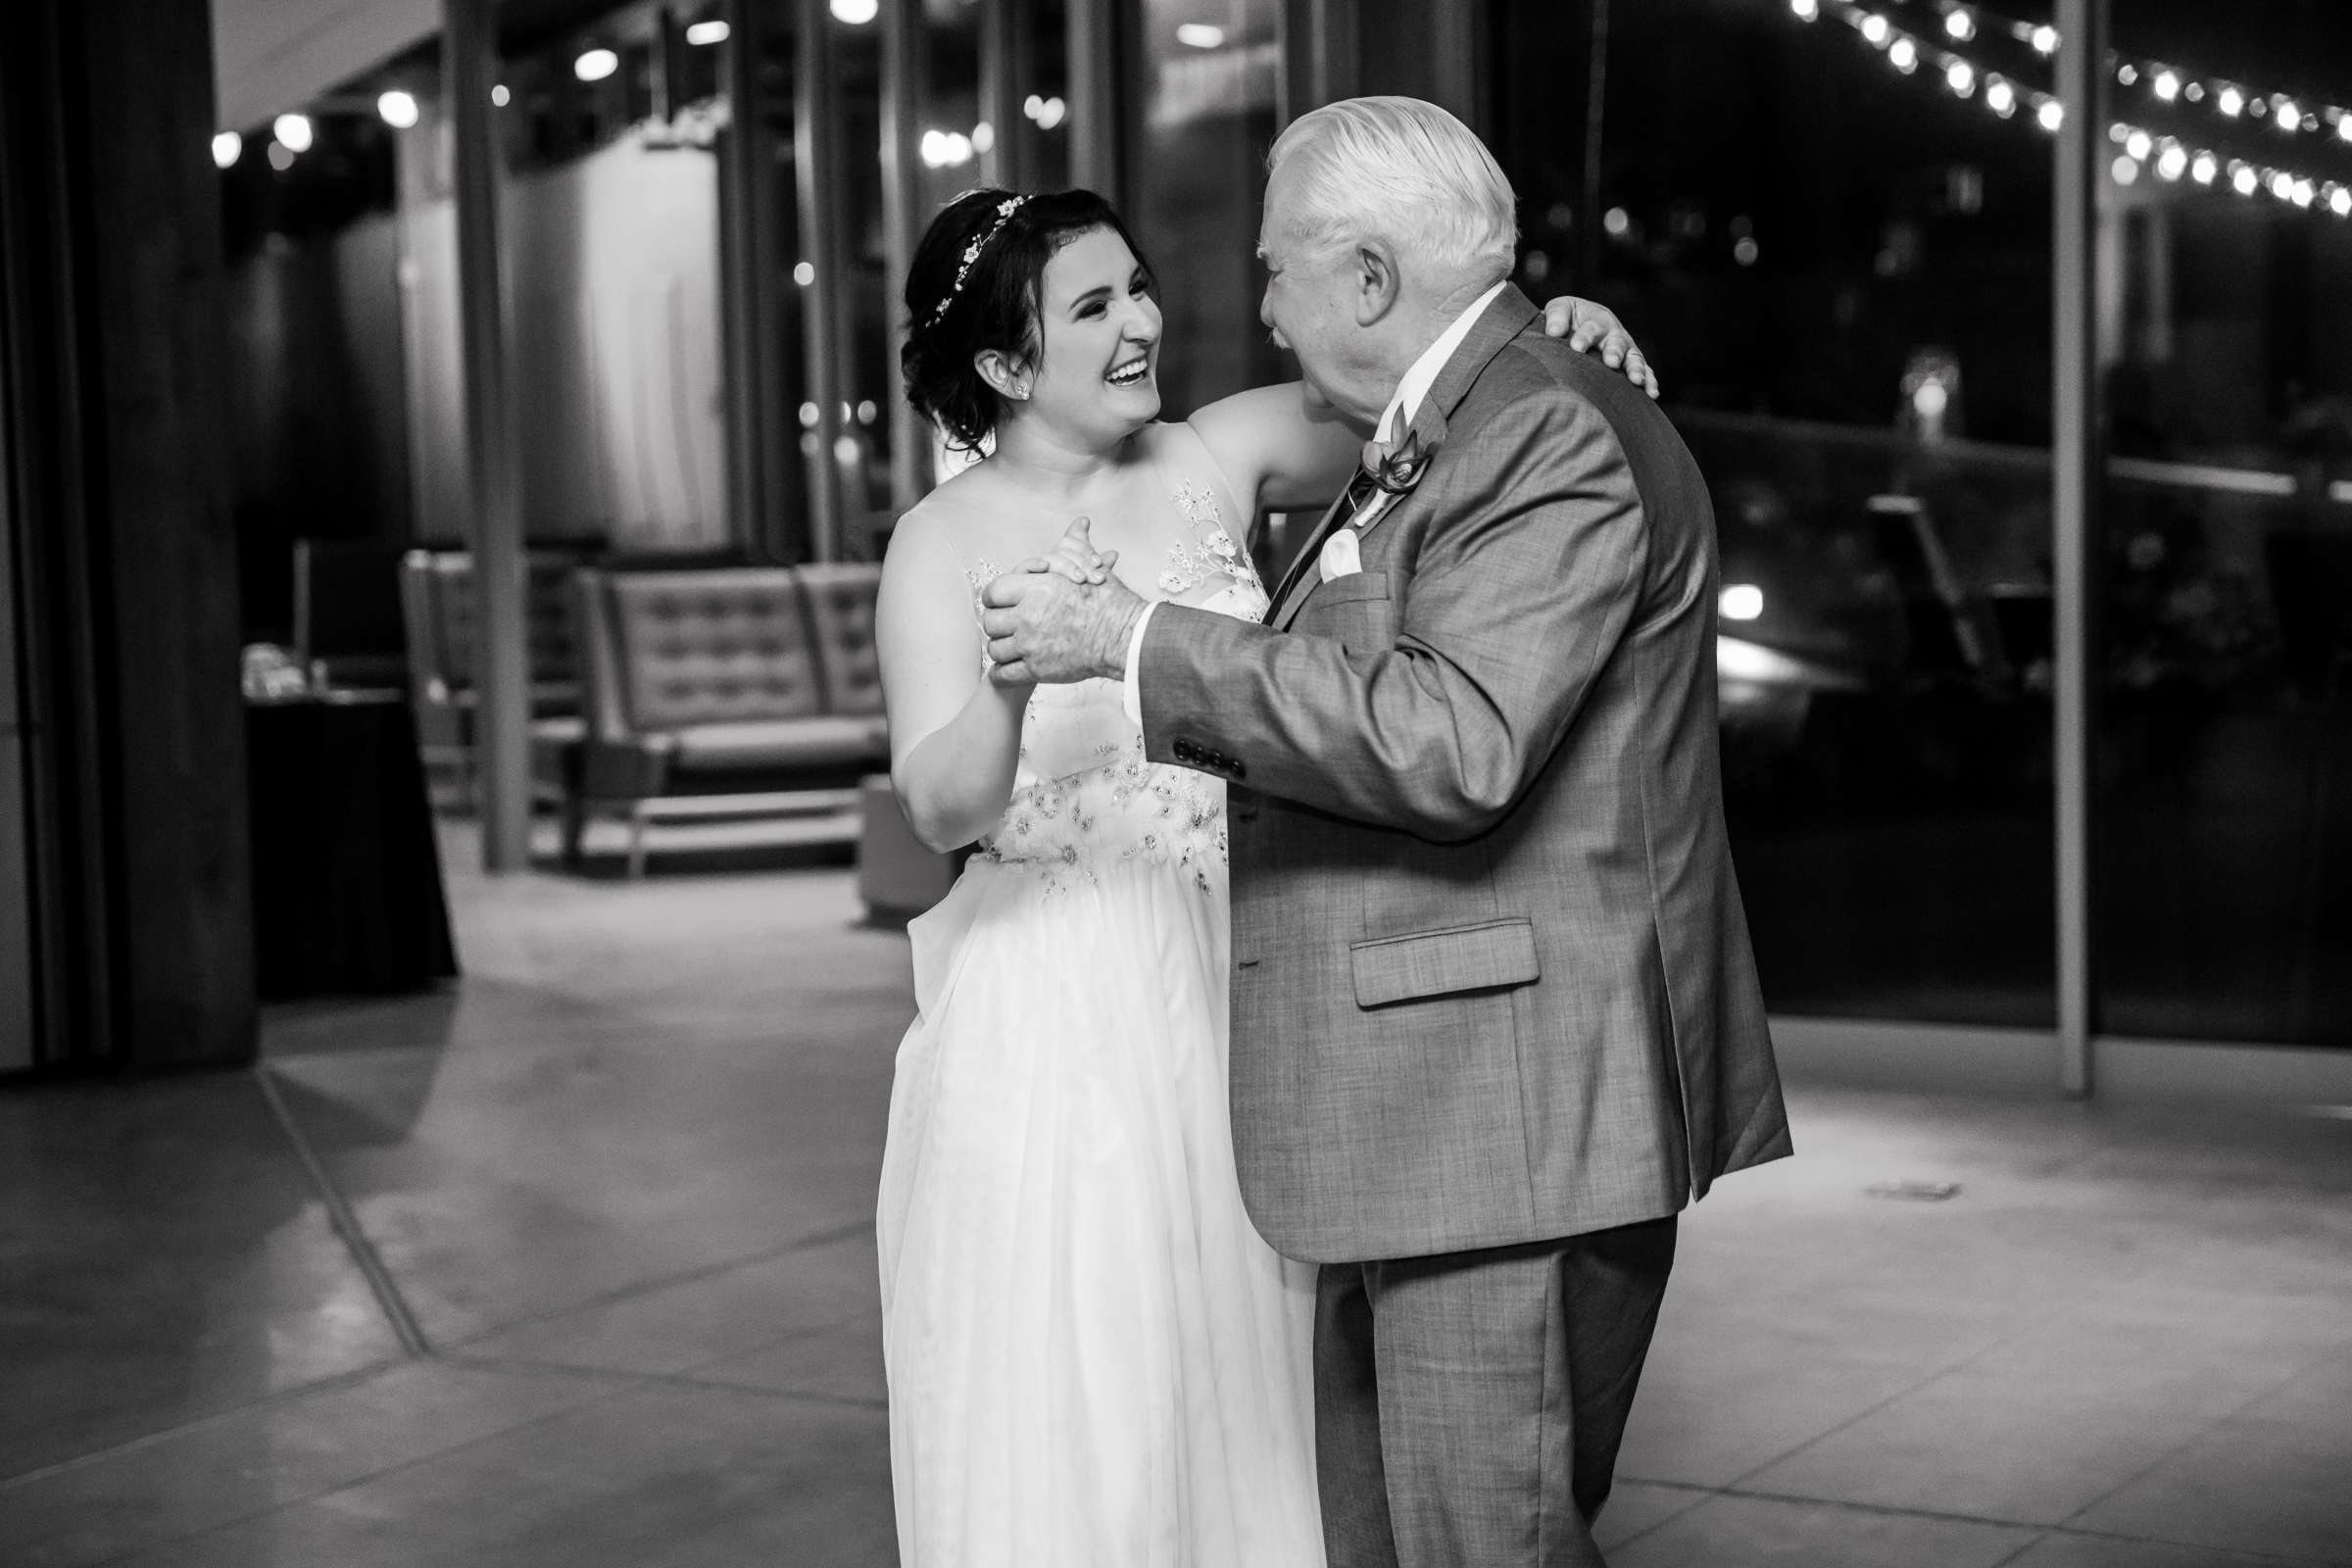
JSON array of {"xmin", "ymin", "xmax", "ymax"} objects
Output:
[{"xmin": 1139, "ymin": 286, "xmax": 1791, "ymax": 1264}]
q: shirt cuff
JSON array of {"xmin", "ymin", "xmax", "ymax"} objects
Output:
[{"xmin": 1120, "ymin": 602, "xmax": 1157, "ymax": 726}]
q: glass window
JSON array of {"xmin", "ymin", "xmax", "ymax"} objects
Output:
[
  {"xmin": 1492, "ymin": 0, "xmax": 2059, "ymax": 1026},
  {"xmin": 1122, "ymin": 0, "xmax": 1286, "ymax": 416},
  {"xmin": 2093, "ymin": 3, "xmax": 2352, "ymax": 1047}
]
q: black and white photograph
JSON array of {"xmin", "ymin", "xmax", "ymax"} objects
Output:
[{"xmin": 2, "ymin": 0, "xmax": 2348, "ymax": 1564}]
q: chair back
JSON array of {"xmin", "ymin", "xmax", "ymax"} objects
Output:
[
  {"xmin": 795, "ymin": 563, "xmax": 885, "ymax": 717},
  {"xmin": 585, "ymin": 567, "xmax": 825, "ymax": 736}
]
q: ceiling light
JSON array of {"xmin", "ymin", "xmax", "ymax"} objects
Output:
[{"xmin": 574, "ymin": 48, "xmax": 619, "ymax": 83}]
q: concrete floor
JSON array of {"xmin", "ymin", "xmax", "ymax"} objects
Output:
[{"xmin": 3, "ymin": 822, "xmax": 2349, "ymax": 1566}]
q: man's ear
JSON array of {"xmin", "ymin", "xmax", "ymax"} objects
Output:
[
  {"xmin": 1352, "ymin": 239, "xmax": 1401, "ymax": 327},
  {"xmin": 974, "ymin": 348, "xmax": 1035, "ymax": 401}
]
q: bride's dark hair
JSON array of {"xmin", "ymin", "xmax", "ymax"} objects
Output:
[{"xmin": 901, "ymin": 187, "xmax": 1157, "ymax": 453}]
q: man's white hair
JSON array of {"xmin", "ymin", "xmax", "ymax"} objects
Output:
[{"xmin": 1266, "ymin": 96, "xmax": 1518, "ymax": 284}]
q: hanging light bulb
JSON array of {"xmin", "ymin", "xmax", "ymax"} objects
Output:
[
  {"xmin": 2338, "ymin": 113, "xmax": 2352, "ymax": 143},
  {"xmin": 1888, "ymin": 36, "xmax": 1919, "ymax": 74},
  {"xmin": 2031, "ymin": 24, "xmax": 2058, "ymax": 54},
  {"xmin": 1943, "ymin": 7, "xmax": 1974, "ymax": 41},
  {"xmin": 2330, "ymin": 186, "xmax": 2352, "ymax": 218},
  {"xmin": 377, "ymin": 90, "xmax": 419, "ymax": 129},
  {"xmin": 2156, "ymin": 144, "xmax": 2188, "ymax": 180},
  {"xmin": 2292, "ymin": 178, "xmax": 2315, "ymax": 207},
  {"xmin": 2125, "ymin": 129, "xmax": 2153, "ymax": 162},
  {"xmin": 1790, "ymin": 0, "xmax": 1819, "ymax": 19},
  {"xmin": 2037, "ymin": 98, "xmax": 2065, "ymax": 132},
  {"xmin": 211, "ymin": 130, "xmax": 243, "ymax": 170},
  {"xmin": 1861, "ymin": 14, "xmax": 1891, "ymax": 46},
  {"xmin": 2153, "ymin": 71, "xmax": 2180, "ymax": 102},
  {"xmin": 2117, "ymin": 64, "xmax": 2138, "ymax": 86},
  {"xmin": 2275, "ymin": 99, "xmax": 2302, "ymax": 132},
  {"xmin": 272, "ymin": 112, "xmax": 314, "ymax": 153},
  {"xmin": 2111, "ymin": 155, "xmax": 2140, "ymax": 186},
  {"xmin": 1945, "ymin": 61, "xmax": 1974, "ymax": 96},
  {"xmin": 1985, "ymin": 76, "xmax": 2017, "ymax": 117},
  {"xmin": 2218, "ymin": 85, "xmax": 2244, "ymax": 117},
  {"xmin": 2183, "ymin": 82, "xmax": 2205, "ymax": 103},
  {"xmin": 2270, "ymin": 171, "xmax": 2295, "ymax": 201},
  {"xmin": 2230, "ymin": 162, "xmax": 2258, "ymax": 196},
  {"xmin": 2190, "ymin": 151, "xmax": 2218, "ymax": 184},
  {"xmin": 574, "ymin": 47, "xmax": 619, "ymax": 82}
]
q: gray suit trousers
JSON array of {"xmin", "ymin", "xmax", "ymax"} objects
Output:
[{"xmin": 1314, "ymin": 1217, "xmax": 1677, "ymax": 1567}]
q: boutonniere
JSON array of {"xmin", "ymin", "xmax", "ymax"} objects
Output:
[{"xmin": 1361, "ymin": 407, "xmax": 1447, "ymax": 498}]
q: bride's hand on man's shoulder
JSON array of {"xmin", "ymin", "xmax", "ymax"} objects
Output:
[{"xmin": 1539, "ymin": 296, "xmax": 1661, "ymax": 401}]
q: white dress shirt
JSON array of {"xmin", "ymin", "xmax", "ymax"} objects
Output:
[{"xmin": 1119, "ymin": 280, "xmax": 1509, "ymax": 722}]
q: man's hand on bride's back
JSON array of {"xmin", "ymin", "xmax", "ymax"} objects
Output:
[{"xmin": 1539, "ymin": 297, "xmax": 1660, "ymax": 400}]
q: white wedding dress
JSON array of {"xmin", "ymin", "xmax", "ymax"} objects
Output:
[{"xmin": 876, "ymin": 434, "xmax": 1325, "ymax": 1568}]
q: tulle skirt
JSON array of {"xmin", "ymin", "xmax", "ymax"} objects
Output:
[{"xmin": 876, "ymin": 855, "xmax": 1324, "ymax": 1568}]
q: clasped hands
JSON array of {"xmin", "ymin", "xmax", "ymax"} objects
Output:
[{"xmin": 978, "ymin": 517, "xmax": 1149, "ymax": 687}]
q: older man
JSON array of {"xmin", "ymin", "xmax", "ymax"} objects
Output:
[{"xmin": 981, "ymin": 97, "xmax": 1789, "ymax": 1566}]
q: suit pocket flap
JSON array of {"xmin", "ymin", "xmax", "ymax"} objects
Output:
[
  {"xmin": 1301, "ymin": 570, "xmax": 1390, "ymax": 609},
  {"xmin": 1349, "ymin": 917, "xmax": 1540, "ymax": 1009}
]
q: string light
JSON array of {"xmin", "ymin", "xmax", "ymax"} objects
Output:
[{"xmin": 1788, "ymin": 3, "xmax": 2352, "ymax": 220}]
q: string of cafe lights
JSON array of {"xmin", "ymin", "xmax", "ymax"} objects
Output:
[{"xmin": 1784, "ymin": 0, "xmax": 2352, "ymax": 219}]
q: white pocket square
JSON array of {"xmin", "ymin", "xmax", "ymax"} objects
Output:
[{"xmin": 1318, "ymin": 527, "xmax": 1362, "ymax": 581}]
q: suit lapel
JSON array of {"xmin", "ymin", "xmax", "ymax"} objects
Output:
[
  {"xmin": 1264, "ymin": 286, "xmax": 1541, "ymax": 631},
  {"xmin": 1265, "ymin": 483, "xmax": 1363, "ymax": 625}
]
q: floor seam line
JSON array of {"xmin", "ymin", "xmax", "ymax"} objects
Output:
[
  {"xmin": 0, "ymin": 1355, "xmax": 415, "ymax": 1492},
  {"xmin": 2049, "ymin": 1341, "xmax": 2350, "ymax": 1535},
  {"xmin": 449, "ymin": 1350, "xmax": 889, "ymax": 1410},
  {"xmin": 254, "ymin": 1063, "xmax": 433, "ymax": 1359},
  {"xmin": 81, "ymin": 1372, "xmax": 656, "ymax": 1568},
  {"xmin": 1616, "ymin": 1477, "xmax": 2347, "ymax": 1566},
  {"xmin": 438, "ymin": 1216, "xmax": 877, "ymax": 1352}
]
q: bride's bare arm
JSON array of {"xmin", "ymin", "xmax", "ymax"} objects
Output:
[
  {"xmin": 877, "ymin": 510, "xmax": 1031, "ymax": 853},
  {"xmin": 1188, "ymin": 295, "xmax": 1660, "ymax": 514}
]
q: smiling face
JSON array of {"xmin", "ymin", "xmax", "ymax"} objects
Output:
[{"xmin": 1016, "ymin": 223, "xmax": 1162, "ymax": 445}]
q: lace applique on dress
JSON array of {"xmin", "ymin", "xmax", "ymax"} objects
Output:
[{"xmin": 1157, "ymin": 482, "xmax": 1257, "ymax": 597}]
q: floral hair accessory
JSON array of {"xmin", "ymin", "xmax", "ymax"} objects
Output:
[{"xmin": 926, "ymin": 195, "xmax": 1029, "ymax": 329}]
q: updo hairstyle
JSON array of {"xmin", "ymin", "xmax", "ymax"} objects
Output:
[{"xmin": 900, "ymin": 187, "xmax": 1157, "ymax": 453}]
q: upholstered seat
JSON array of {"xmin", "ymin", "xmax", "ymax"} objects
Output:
[{"xmin": 568, "ymin": 563, "xmax": 891, "ymax": 873}]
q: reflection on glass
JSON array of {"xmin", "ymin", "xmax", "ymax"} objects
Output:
[
  {"xmin": 2093, "ymin": 0, "xmax": 2352, "ymax": 1046},
  {"xmin": 1494, "ymin": 0, "xmax": 2058, "ymax": 1025},
  {"xmin": 1123, "ymin": 0, "xmax": 1284, "ymax": 416}
]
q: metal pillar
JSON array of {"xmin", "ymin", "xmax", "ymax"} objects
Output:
[
  {"xmin": 881, "ymin": 0, "xmax": 929, "ymax": 512},
  {"xmin": 797, "ymin": 0, "xmax": 848, "ymax": 563},
  {"xmin": 720, "ymin": 0, "xmax": 796, "ymax": 557},
  {"xmin": 445, "ymin": 0, "xmax": 531, "ymax": 870},
  {"xmin": 1068, "ymin": 0, "xmax": 1121, "ymax": 195},
  {"xmin": 2052, "ymin": 0, "xmax": 2102, "ymax": 1096}
]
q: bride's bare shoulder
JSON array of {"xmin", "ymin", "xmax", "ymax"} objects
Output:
[{"xmin": 883, "ymin": 466, "xmax": 1027, "ymax": 577}]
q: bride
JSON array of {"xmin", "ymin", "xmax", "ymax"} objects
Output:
[{"xmin": 873, "ymin": 186, "xmax": 1655, "ymax": 1567}]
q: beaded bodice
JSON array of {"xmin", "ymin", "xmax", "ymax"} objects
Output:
[{"xmin": 966, "ymin": 480, "xmax": 1268, "ymax": 894}]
